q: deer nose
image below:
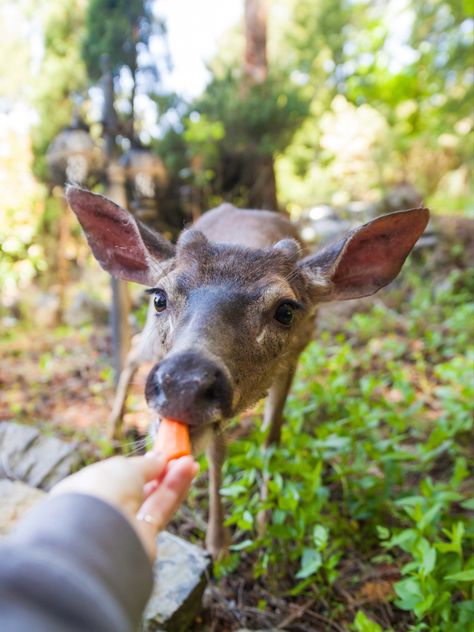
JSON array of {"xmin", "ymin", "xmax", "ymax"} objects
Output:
[{"xmin": 145, "ymin": 352, "xmax": 231, "ymax": 426}]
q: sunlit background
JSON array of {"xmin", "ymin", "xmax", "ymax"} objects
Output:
[
  {"xmin": 1, "ymin": 0, "xmax": 473, "ymax": 309},
  {"xmin": 1, "ymin": 2, "xmax": 473, "ymax": 629}
]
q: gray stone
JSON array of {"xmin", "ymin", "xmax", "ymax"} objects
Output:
[
  {"xmin": 0, "ymin": 479, "xmax": 45, "ymax": 535},
  {"xmin": 0, "ymin": 422, "xmax": 83, "ymax": 490},
  {"xmin": 64, "ymin": 290, "xmax": 109, "ymax": 327},
  {"xmin": 26, "ymin": 291, "xmax": 60, "ymax": 329},
  {"xmin": 143, "ymin": 531, "xmax": 211, "ymax": 632}
]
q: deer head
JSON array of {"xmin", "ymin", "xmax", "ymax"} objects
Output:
[{"xmin": 66, "ymin": 186, "xmax": 429, "ymax": 451}]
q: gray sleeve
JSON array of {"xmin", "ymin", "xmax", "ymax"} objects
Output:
[{"xmin": 0, "ymin": 493, "xmax": 154, "ymax": 632}]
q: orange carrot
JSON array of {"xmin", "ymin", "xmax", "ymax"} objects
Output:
[{"xmin": 153, "ymin": 417, "xmax": 191, "ymax": 462}]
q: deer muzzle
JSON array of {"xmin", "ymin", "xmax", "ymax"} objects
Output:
[{"xmin": 145, "ymin": 351, "xmax": 233, "ymax": 427}]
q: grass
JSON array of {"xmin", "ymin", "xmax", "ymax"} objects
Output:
[
  {"xmin": 2, "ymin": 248, "xmax": 472, "ymax": 629},
  {"xmin": 188, "ymin": 266, "xmax": 474, "ymax": 630}
]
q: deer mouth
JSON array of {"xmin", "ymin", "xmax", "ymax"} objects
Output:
[{"xmin": 150, "ymin": 418, "xmax": 220, "ymax": 456}]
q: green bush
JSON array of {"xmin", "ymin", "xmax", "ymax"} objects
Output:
[{"xmin": 199, "ymin": 269, "xmax": 474, "ymax": 629}]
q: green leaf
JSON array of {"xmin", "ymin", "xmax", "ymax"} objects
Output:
[
  {"xmin": 376, "ymin": 525, "xmax": 390, "ymax": 540},
  {"xmin": 220, "ymin": 483, "xmax": 248, "ymax": 497},
  {"xmin": 230, "ymin": 539, "xmax": 254, "ymax": 552},
  {"xmin": 457, "ymin": 600, "xmax": 474, "ymax": 627},
  {"xmin": 417, "ymin": 503, "xmax": 442, "ymax": 532},
  {"xmin": 415, "ymin": 539, "xmax": 436, "ymax": 576},
  {"xmin": 353, "ymin": 610, "xmax": 383, "ymax": 632},
  {"xmin": 445, "ymin": 569, "xmax": 474, "ymax": 582},
  {"xmin": 414, "ymin": 594, "xmax": 435, "ymax": 618},
  {"xmin": 394, "ymin": 578, "xmax": 423, "ymax": 611},
  {"xmin": 384, "ymin": 528, "xmax": 418, "ymax": 552},
  {"xmin": 313, "ymin": 525, "xmax": 329, "ymax": 551},
  {"xmin": 237, "ymin": 510, "xmax": 254, "ymax": 530},
  {"xmin": 395, "ymin": 495, "xmax": 424, "ymax": 507},
  {"xmin": 295, "ymin": 548, "xmax": 322, "ymax": 579},
  {"xmin": 460, "ymin": 498, "xmax": 474, "ymax": 511}
]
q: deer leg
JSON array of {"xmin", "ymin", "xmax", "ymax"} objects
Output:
[
  {"xmin": 205, "ymin": 431, "xmax": 230, "ymax": 559},
  {"xmin": 262, "ymin": 362, "xmax": 297, "ymax": 447},
  {"xmin": 258, "ymin": 362, "xmax": 298, "ymax": 533},
  {"xmin": 107, "ymin": 333, "xmax": 147, "ymax": 440},
  {"xmin": 107, "ymin": 357, "xmax": 140, "ymax": 440}
]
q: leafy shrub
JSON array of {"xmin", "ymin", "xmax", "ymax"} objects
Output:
[{"xmin": 198, "ymin": 269, "xmax": 474, "ymax": 629}]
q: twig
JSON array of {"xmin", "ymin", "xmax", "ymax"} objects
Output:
[
  {"xmin": 305, "ymin": 609, "xmax": 348, "ymax": 632},
  {"xmin": 277, "ymin": 598, "xmax": 315, "ymax": 629}
]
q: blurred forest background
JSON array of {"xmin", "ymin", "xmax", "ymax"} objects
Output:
[{"xmin": 0, "ymin": 0, "xmax": 473, "ymax": 630}]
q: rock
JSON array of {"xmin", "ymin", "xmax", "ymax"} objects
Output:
[
  {"xmin": 143, "ymin": 531, "xmax": 211, "ymax": 631},
  {"xmin": 24, "ymin": 291, "xmax": 60, "ymax": 329},
  {"xmin": 64, "ymin": 290, "xmax": 109, "ymax": 327},
  {"xmin": 0, "ymin": 422, "xmax": 83, "ymax": 490},
  {"xmin": 0, "ymin": 480, "xmax": 45, "ymax": 535}
]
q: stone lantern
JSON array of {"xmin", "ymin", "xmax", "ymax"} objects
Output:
[
  {"xmin": 46, "ymin": 118, "xmax": 103, "ymax": 186},
  {"xmin": 46, "ymin": 118, "xmax": 104, "ymax": 324},
  {"xmin": 120, "ymin": 144, "xmax": 167, "ymax": 222}
]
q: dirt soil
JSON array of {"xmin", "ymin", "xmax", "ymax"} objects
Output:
[{"xmin": 1, "ymin": 216, "xmax": 472, "ymax": 631}]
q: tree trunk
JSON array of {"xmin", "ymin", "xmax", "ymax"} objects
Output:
[
  {"xmin": 244, "ymin": 0, "xmax": 268, "ymax": 83},
  {"xmin": 101, "ymin": 59, "xmax": 131, "ymax": 384},
  {"xmin": 247, "ymin": 153, "xmax": 277, "ymax": 211},
  {"xmin": 56, "ymin": 194, "xmax": 71, "ymax": 323},
  {"xmin": 107, "ymin": 162, "xmax": 132, "ymax": 383},
  {"xmin": 244, "ymin": 0, "xmax": 278, "ymax": 210}
]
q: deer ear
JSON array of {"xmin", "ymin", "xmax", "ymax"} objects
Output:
[
  {"xmin": 299, "ymin": 207, "xmax": 429, "ymax": 301},
  {"xmin": 66, "ymin": 186, "xmax": 175, "ymax": 285}
]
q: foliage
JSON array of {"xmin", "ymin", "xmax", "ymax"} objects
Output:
[
  {"xmin": 0, "ymin": 0, "xmax": 34, "ymax": 102},
  {"xmin": 157, "ymin": 67, "xmax": 310, "ymax": 209},
  {"xmin": 31, "ymin": 0, "xmax": 89, "ymax": 181},
  {"xmin": 82, "ymin": 0, "xmax": 156, "ymax": 80},
  {"xmin": 81, "ymin": 0, "xmax": 170, "ymax": 147},
  {"xmin": 0, "ymin": 110, "xmax": 46, "ymax": 312},
  {"xmin": 272, "ymin": 0, "xmax": 474, "ymax": 213},
  {"xmin": 189, "ymin": 266, "xmax": 474, "ymax": 629},
  {"xmin": 148, "ymin": 0, "xmax": 474, "ymax": 214},
  {"xmin": 0, "ymin": 202, "xmax": 47, "ymax": 310},
  {"xmin": 194, "ymin": 69, "xmax": 309, "ymax": 158}
]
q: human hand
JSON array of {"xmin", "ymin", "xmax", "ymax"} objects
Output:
[{"xmin": 51, "ymin": 454, "xmax": 199, "ymax": 559}]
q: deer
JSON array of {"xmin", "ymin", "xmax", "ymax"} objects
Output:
[{"xmin": 66, "ymin": 185, "xmax": 429, "ymax": 558}]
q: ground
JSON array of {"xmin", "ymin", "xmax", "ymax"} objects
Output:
[{"xmin": 1, "ymin": 217, "xmax": 473, "ymax": 631}]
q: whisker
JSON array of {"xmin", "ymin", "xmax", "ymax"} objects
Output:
[
  {"xmin": 117, "ymin": 436, "xmax": 148, "ymax": 450},
  {"xmin": 119, "ymin": 438, "xmax": 149, "ymax": 456}
]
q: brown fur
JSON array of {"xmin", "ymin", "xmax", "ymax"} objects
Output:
[{"xmin": 66, "ymin": 186, "xmax": 429, "ymax": 557}]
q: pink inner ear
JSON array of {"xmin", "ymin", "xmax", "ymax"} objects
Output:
[
  {"xmin": 67, "ymin": 187, "xmax": 151, "ymax": 283},
  {"xmin": 333, "ymin": 208, "xmax": 429, "ymax": 298},
  {"xmin": 85, "ymin": 212, "xmax": 149, "ymax": 275}
]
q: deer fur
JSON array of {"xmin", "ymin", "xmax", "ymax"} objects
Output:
[{"xmin": 66, "ymin": 186, "xmax": 429, "ymax": 558}]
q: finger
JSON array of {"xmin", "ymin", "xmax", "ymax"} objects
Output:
[
  {"xmin": 143, "ymin": 479, "xmax": 158, "ymax": 499},
  {"xmin": 134, "ymin": 457, "xmax": 199, "ymax": 560},
  {"xmin": 137, "ymin": 456, "xmax": 199, "ymax": 530},
  {"xmin": 128, "ymin": 454, "xmax": 167, "ymax": 484}
]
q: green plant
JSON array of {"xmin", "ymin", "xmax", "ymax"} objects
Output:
[
  {"xmin": 380, "ymin": 480, "xmax": 474, "ymax": 629},
  {"xmin": 201, "ymin": 268, "xmax": 474, "ymax": 628}
]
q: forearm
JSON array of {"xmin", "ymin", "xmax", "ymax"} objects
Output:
[{"xmin": 0, "ymin": 493, "xmax": 153, "ymax": 632}]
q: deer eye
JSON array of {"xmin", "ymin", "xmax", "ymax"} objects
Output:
[
  {"xmin": 274, "ymin": 302, "xmax": 295, "ymax": 327},
  {"xmin": 153, "ymin": 290, "xmax": 167, "ymax": 313}
]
